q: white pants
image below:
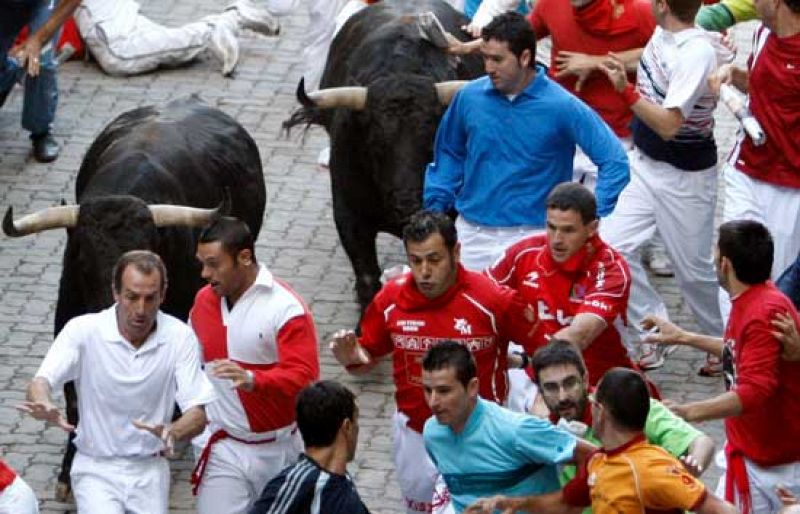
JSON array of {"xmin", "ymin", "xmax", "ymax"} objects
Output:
[
  {"xmin": 600, "ymin": 148, "xmax": 723, "ymax": 341},
  {"xmin": 194, "ymin": 427, "xmax": 304, "ymax": 514},
  {"xmin": 0, "ymin": 476, "xmax": 39, "ymax": 514},
  {"xmin": 455, "ymin": 215, "xmax": 542, "ymax": 272},
  {"xmin": 76, "ymin": 7, "xmax": 211, "ymax": 76},
  {"xmin": 715, "ymin": 451, "xmax": 800, "ymax": 514},
  {"xmin": 71, "ymin": 452, "xmax": 169, "ymax": 514},
  {"xmin": 392, "ymin": 412, "xmax": 441, "ymax": 514},
  {"xmin": 718, "ymin": 164, "xmax": 800, "ymax": 321}
]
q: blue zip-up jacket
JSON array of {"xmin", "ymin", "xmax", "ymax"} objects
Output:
[{"xmin": 424, "ymin": 68, "xmax": 629, "ymax": 227}]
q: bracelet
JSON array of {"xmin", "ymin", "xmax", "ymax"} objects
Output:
[
  {"xmin": 513, "ymin": 351, "xmax": 530, "ymax": 369},
  {"xmin": 621, "ymin": 83, "xmax": 641, "ymax": 106},
  {"xmin": 245, "ymin": 370, "xmax": 255, "ymax": 387}
]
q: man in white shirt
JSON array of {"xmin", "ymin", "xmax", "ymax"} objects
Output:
[{"xmin": 17, "ymin": 250, "xmax": 216, "ymax": 514}]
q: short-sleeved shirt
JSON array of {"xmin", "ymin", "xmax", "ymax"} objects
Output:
[
  {"xmin": 558, "ymin": 398, "xmax": 701, "ymax": 485},
  {"xmin": 36, "ymin": 306, "xmax": 216, "ymax": 457},
  {"xmin": 424, "ymin": 398, "xmax": 576, "ymax": 513},
  {"xmin": 632, "ymin": 26, "xmax": 718, "ymax": 170},
  {"xmin": 487, "ymin": 234, "xmax": 634, "ymax": 385},
  {"xmin": 248, "ymin": 454, "xmax": 370, "ymax": 514},
  {"xmin": 563, "ymin": 436, "xmax": 707, "ymax": 514}
]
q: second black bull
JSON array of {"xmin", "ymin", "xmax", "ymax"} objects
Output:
[
  {"xmin": 3, "ymin": 95, "xmax": 266, "ymax": 498},
  {"xmin": 285, "ymin": 0, "xmax": 483, "ymax": 310}
]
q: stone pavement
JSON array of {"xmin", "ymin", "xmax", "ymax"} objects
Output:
[{"xmin": 0, "ymin": 2, "xmax": 757, "ymax": 512}]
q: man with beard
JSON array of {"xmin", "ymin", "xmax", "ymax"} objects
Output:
[
  {"xmin": 642, "ymin": 220, "xmax": 800, "ymax": 514},
  {"xmin": 487, "ymin": 183, "xmax": 639, "ymax": 387},
  {"xmin": 191, "ymin": 217, "xmax": 320, "ymax": 514},
  {"xmin": 531, "ymin": 339, "xmax": 714, "ymax": 492},
  {"xmin": 466, "ymin": 369, "xmax": 736, "ymax": 514},
  {"xmin": 329, "ymin": 209, "xmax": 538, "ymax": 514}
]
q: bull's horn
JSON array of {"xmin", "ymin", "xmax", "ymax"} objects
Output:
[
  {"xmin": 435, "ymin": 81, "xmax": 469, "ymax": 105},
  {"xmin": 2, "ymin": 205, "xmax": 79, "ymax": 237},
  {"xmin": 300, "ymin": 79, "xmax": 368, "ymax": 111},
  {"xmin": 148, "ymin": 203, "xmax": 224, "ymax": 228}
]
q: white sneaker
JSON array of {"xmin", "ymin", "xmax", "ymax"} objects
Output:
[
  {"xmin": 647, "ymin": 252, "xmax": 675, "ymax": 277},
  {"xmin": 317, "ymin": 146, "xmax": 330, "ymax": 171},
  {"xmin": 227, "ymin": 0, "xmax": 280, "ymax": 36},
  {"xmin": 638, "ymin": 343, "xmax": 678, "ymax": 370},
  {"xmin": 207, "ymin": 19, "xmax": 240, "ymax": 76}
]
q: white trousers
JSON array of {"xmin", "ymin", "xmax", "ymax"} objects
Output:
[
  {"xmin": 194, "ymin": 428, "xmax": 304, "ymax": 514},
  {"xmin": 76, "ymin": 7, "xmax": 211, "ymax": 76},
  {"xmin": 600, "ymin": 148, "xmax": 723, "ymax": 340},
  {"xmin": 392, "ymin": 412, "xmax": 441, "ymax": 514},
  {"xmin": 455, "ymin": 215, "xmax": 542, "ymax": 272},
  {"xmin": 715, "ymin": 451, "xmax": 800, "ymax": 514},
  {"xmin": 0, "ymin": 476, "xmax": 39, "ymax": 514},
  {"xmin": 302, "ymin": 0, "xmax": 365, "ymax": 91},
  {"xmin": 718, "ymin": 164, "xmax": 800, "ymax": 321},
  {"xmin": 71, "ymin": 452, "xmax": 169, "ymax": 514}
]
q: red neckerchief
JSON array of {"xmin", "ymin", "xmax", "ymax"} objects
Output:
[
  {"xmin": 573, "ymin": 0, "xmax": 643, "ymax": 37},
  {"xmin": 725, "ymin": 442, "xmax": 752, "ymax": 514},
  {"xmin": 396, "ymin": 264, "xmax": 467, "ymax": 312},
  {"xmin": 541, "ymin": 235, "xmax": 602, "ymax": 276}
]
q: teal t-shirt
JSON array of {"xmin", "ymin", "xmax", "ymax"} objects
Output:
[{"xmin": 464, "ymin": 0, "xmax": 530, "ymax": 20}]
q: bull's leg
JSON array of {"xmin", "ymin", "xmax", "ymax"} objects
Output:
[
  {"xmin": 333, "ymin": 211, "xmax": 382, "ymax": 314},
  {"xmin": 56, "ymin": 381, "xmax": 78, "ymax": 502}
]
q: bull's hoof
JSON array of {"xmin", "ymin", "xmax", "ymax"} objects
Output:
[{"xmin": 55, "ymin": 481, "xmax": 73, "ymax": 503}]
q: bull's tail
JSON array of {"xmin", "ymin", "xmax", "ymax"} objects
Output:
[{"xmin": 281, "ymin": 78, "xmax": 326, "ymax": 139}]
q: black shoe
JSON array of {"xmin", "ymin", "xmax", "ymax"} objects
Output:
[{"xmin": 32, "ymin": 133, "xmax": 60, "ymax": 163}]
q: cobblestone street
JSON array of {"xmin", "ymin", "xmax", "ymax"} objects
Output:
[{"xmin": 0, "ymin": 2, "xmax": 757, "ymax": 512}]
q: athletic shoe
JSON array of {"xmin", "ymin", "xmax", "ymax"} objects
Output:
[
  {"xmin": 208, "ymin": 20, "xmax": 240, "ymax": 76},
  {"xmin": 227, "ymin": 0, "xmax": 280, "ymax": 36},
  {"xmin": 647, "ymin": 252, "xmax": 675, "ymax": 277},
  {"xmin": 638, "ymin": 343, "xmax": 678, "ymax": 370}
]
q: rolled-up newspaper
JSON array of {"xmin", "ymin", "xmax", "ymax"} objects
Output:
[
  {"xmin": 417, "ymin": 11, "xmax": 451, "ymax": 49},
  {"xmin": 719, "ymin": 83, "xmax": 766, "ymax": 146}
]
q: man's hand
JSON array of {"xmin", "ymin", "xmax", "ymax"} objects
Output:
[
  {"xmin": 329, "ymin": 329, "xmax": 370, "ymax": 367},
  {"xmin": 597, "ymin": 53, "xmax": 629, "ymax": 93},
  {"xmin": 641, "ymin": 315, "xmax": 687, "ymax": 346},
  {"xmin": 461, "ymin": 23, "xmax": 482, "ymax": 39},
  {"xmin": 132, "ymin": 420, "xmax": 175, "ymax": 457},
  {"xmin": 772, "ymin": 312, "xmax": 800, "ymax": 361},
  {"xmin": 680, "ymin": 453, "xmax": 704, "ymax": 476},
  {"xmin": 209, "ymin": 359, "xmax": 255, "ymax": 391},
  {"xmin": 777, "ymin": 485, "xmax": 798, "ymax": 506},
  {"xmin": 555, "ymin": 51, "xmax": 600, "ymax": 92},
  {"xmin": 708, "ymin": 63, "xmax": 738, "ymax": 97},
  {"xmin": 10, "ymin": 39, "xmax": 45, "ymax": 77},
  {"xmin": 465, "ymin": 495, "xmax": 520, "ymax": 514},
  {"xmin": 16, "ymin": 401, "xmax": 75, "ymax": 432}
]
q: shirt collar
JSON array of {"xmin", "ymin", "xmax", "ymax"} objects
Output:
[
  {"xmin": 252, "ymin": 263, "xmax": 274, "ymax": 289},
  {"xmin": 600, "ymin": 432, "xmax": 647, "ymax": 457},
  {"xmin": 668, "ymin": 26, "xmax": 706, "ymax": 46},
  {"xmin": 99, "ymin": 305, "xmax": 168, "ymax": 351}
]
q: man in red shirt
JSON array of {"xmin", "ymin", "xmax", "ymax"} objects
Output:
[
  {"xmin": 644, "ymin": 220, "xmax": 800, "ymax": 514},
  {"xmin": 0, "ymin": 459, "xmax": 38, "ymax": 513},
  {"xmin": 709, "ymin": 0, "xmax": 800, "ymax": 307},
  {"xmin": 487, "ymin": 182, "xmax": 638, "ymax": 386},
  {"xmin": 190, "ymin": 217, "xmax": 320, "ymax": 514},
  {"xmin": 329, "ymin": 209, "xmax": 537, "ymax": 514}
]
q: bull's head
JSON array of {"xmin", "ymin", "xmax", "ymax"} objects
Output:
[
  {"xmin": 3, "ymin": 197, "xmax": 223, "ymax": 312},
  {"xmin": 298, "ymin": 76, "xmax": 468, "ymax": 227}
]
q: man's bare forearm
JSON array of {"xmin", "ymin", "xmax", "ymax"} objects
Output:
[
  {"xmin": 170, "ymin": 405, "xmax": 208, "ymax": 441},
  {"xmin": 27, "ymin": 377, "xmax": 55, "ymax": 405},
  {"xmin": 28, "ymin": 0, "xmax": 82, "ymax": 47},
  {"xmin": 676, "ymin": 331, "xmax": 725, "ymax": 357}
]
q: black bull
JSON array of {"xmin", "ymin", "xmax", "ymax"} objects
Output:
[
  {"xmin": 284, "ymin": 0, "xmax": 484, "ymax": 311},
  {"xmin": 2, "ymin": 95, "xmax": 266, "ymax": 496}
]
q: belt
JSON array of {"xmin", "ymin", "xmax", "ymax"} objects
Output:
[
  {"xmin": 190, "ymin": 427, "xmax": 296, "ymax": 495},
  {"xmin": 725, "ymin": 442, "xmax": 751, "ymax": 514}
]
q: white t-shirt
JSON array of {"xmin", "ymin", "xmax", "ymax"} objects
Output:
[{"xmin": 36, "ymin": 306, "xmax": 216, "ymax": 458}]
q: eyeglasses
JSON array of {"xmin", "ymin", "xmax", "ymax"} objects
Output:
[{"xmin": 540, "ymin": 375, "xmax": 583, "ymax": 395}]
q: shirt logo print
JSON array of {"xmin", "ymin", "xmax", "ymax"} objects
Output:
[
  {"xmin": 523, "ymin": 271, "xmax": 540, "ymax": 289},
  {"xmin": 454, "ymin": 318, "xmax": 472, "ymax": 335}
]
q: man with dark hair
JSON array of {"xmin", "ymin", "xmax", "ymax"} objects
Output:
[
  {"xmin": 18, "ymin": 250, "xmax": 216, "ymax": 513},
  {"xmin": 424, "ymin": 11, "xmax": 629, "ymax": 271},
  {"xmin": 329, "ymin": 209, "xmax": 538, "ymax": 514},
  {"xmin": 190, "ymin": 217, "xmax": 320, "ymax": 514},
  {"xmin": 467, "ymin": 368, "xmax": 736, "ymax": 514},
  {"xmin": 421, "ymin": 341, "xmax": 595, "ymax": 513},
  {"xmin": 487, "ymin": 183, "xmax": 638, "ymax": 387},
  {"xmin": 598, "ymin": 0, "xmax": 726, "ymax": 373},
  {"xmin": 530, "ymin": 339, "xmax": 714, "ymax": 494},
  {"xmin": 248, "ymin": 381, "xmax": 370, "ymax": 514},
  {"xmin": 643, "ymin": 220, "xmax": 800, "ymax": 514}
]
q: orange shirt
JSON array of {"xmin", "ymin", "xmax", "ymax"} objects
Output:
[{"xmin": 563, "ymin": 435, "xmax": 707, "ymax": 513}]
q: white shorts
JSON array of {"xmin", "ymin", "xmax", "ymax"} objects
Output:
[
  {"xmin": 392, "ymin": 411, "xmax": 441, "ymax": 514},
  {"xmin": 71, "ymin": 452, "xmax": 169, "ymax": 514},
  {"xmin": 715, "ymin": 450, "xmax": 800, "ymax": 514},
  {"xmin": 193, "ymin": 426, "xmax": 303, "ymax": 514},
  {"xmin": 0, "ymin": 475, "xmax": 39, "ymax": 514},
  {"xmin": 455, "ymin": 215, "xmax": 543, "ymax": 272}
]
